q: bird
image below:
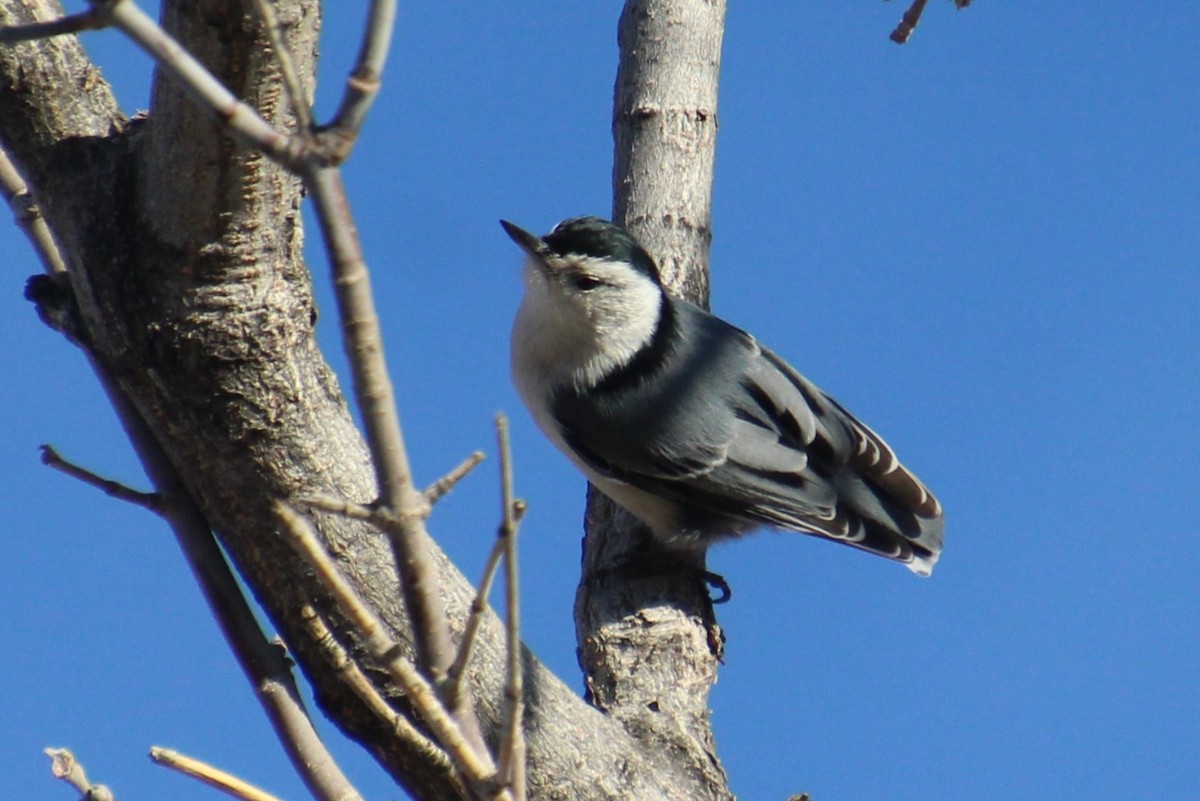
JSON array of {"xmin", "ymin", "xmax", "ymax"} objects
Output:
[{"xmin": 500, "ymin": 216, "xmax": 944, "ymax": 575}]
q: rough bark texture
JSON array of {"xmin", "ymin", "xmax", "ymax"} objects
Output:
[
  {"xmin": 576, "ymin": 1, "xmax": 732, "ymax": 799},
  {"xmin": 612, "ymin": 0, "xmax": 723, "ymax": 307},
  {"xmin": 2, "ymin": 1, "xmax": 731, "ymax": 799}
]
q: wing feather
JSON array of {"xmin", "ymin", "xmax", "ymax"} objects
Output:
[{"xmin": 551, "ymin": 300, "xmax": 944, "ymax": 573}]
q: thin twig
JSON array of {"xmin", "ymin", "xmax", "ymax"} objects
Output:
[
  {"xmin": 248, "ymin": 0, "xmax": 313, "ymax": 133},
  {"xmin": 494, "ymin": 414, "xmax": 526, "ymax": 799},
  {"xmin": 0, "ymin": 147, "xmax": 67, "ymax": 274},
  {"xmin": 0, "ymin": 6, "xmax": 111, "ymax": 44},
  {"xmin": 149, "ymin": 748, "xmax": 283, "ymax": 801},
  {"xmin": 444, "ymin": 534, "xmax": 506, "ymax": 715},
  {"xmin": 256, "ymin": 674, "xmax": 366, "ymax": 801},
  {"xmin": 274, "ymin": 501, "xmax": 506, "ymax": 796},
  {"xmin": 303, "ymin": 163, "xmax": 462, "ymax": 711},
  {"xmin": 425, "ymin": 451, "xmax": 486, "ymax": 505},
  {"xmin": 321, "ymin": 0, "xmax": 399, "ymax": 158},
  {"xmin": 890, "ymin": 0, "xmax": 930, "ymax": 44},
  {"xmin": 45, "ymin": 748, "xmax": 115, "ymax": 801},
  {"xmin": 39, "ymin": 444, "xmax": 163, "ymax": 511},
  {"xmin": 298, "ymin": 450, "xmax": 484, "ymax": 525},
  {"xmin": 298, "ymin": 492, "xmax": 383, "ymax": 523},
  {"xmin": 300, "ymin": 606, "xmax": 460, "ymax": 785}
]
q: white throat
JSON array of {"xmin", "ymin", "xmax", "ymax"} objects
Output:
[{"xmin": 510, "ymin": 256, "xmax": 662, "ymax": 404}]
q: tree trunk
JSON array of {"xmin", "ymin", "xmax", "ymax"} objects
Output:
[{"xmin": 576, "ymin": 0, "xmax": 732, "ymax": 797}]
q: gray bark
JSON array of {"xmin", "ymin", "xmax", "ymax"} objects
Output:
[
  {"xmin": 1, "ymin": 1, "xmax": 731, "ymax": 799},
  {"xmin": 576, "ymin": 0, "xmax": 733, "ymax": 797}
]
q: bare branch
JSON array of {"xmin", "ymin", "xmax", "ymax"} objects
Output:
[
  {"xmin": 149, "ymin": 747, "xmax": 283, "ymax": 801},
  {"xmin": 299, "ymin": 606, "xmax": 460, "ymax": 785},
  {"xmin": 321, "ymin": 0, "xmax": 399, "ymax": 158},
  {"xmin": 0, "ymin": 6, "xmax": 109, "ymax": 44},
  {"xmin": 0, "ymin": 147, "xmax": 67, "ymax": 274},
  {"xmin": 303, "ymin": 163, "xmax": 461, "ymax": 698},
  {"xmin": 444, "ymin": 535, "xmax": 505, "ymax": 717},
  {"xmin": 298, "ymin": 492, "xmax": 383, "ymax": 523},
  {"xmin": 494, "ymin": 413, "xmax": 526, "ymax": 799},
  {"xmin": 39, "ymin": 444, "xmax": 163, "ymax": 511},
  {"xmin": 44, "ymin": 748, "xmax": 114, "ymax": 801},
  {"xmin": 258, "ymin": 671, "xmax": 366, "ymax": 801},
  {"xmin": 890, "ymin": 0, "xmax": 971, "ymax": 44},
  {"xmin": 298, "ymin": 449, "xmax": 484, "ymax": 528},
  {"xmin": 425, "ymin": 450, "xmax": 487, "ymax": 505},
  {"xmin": 890, "ymin": 0, "xmax": 930, "ymax": 44},
  {"xmin": 275, "ymin": 501, "xmax": 506, "ymax": 798}
]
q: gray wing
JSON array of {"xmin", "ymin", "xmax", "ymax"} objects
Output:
[{"xmin": 552, "ymin": 301, "xmax": 944, "ymax": 573}]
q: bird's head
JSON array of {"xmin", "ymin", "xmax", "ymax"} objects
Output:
[{"xmin": 502, "ymin": 217, "xmax": 667, "ymax": 389}]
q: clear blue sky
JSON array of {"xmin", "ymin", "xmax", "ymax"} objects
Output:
[{"xmin": 3, "ymin": 3, "xmax": 1198, "ymax": 799}]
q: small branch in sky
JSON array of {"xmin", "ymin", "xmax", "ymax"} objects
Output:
[
  {"xmin": 44, "ymin": 748, "xmax": 115, "ymax": 801},
  {"xmin": 298, "ymin": 450, "xmax": 484, "ymax": 526},
  {"xmin": 298, "ymin": 492, "xmax": 387, "ymax": 523},
  {"xmin": 149, "ymin": 748, "xmax": 282, "ymax": 801},
  {"xmin": 0, "ymin": 147, "xmax": 67, "ymax": 275},
  {"xmin": 890, "ymin": 0, "xmax": 973, "ymax": 44},
  {"xmin": 425, "ymin": 450, "xmax": 487, "ymax": 506},
  {"xmin": 494, "ymin": 413, "xmax": 527, "ymax": 800},
  {"xmin": 39, "ymin": 444, "xmax": 163, "ymax": 512},
  {"xmin": 890, "ymin": 0, "xmax": 930, "ymax": 44},
  {"xmin": 444, "ymin": 534, "xmax": 506, "ymax": 717},
  {"xmin": 320, "ymin": 0, "xmax": 398, "ymax": 161},
  {"xmin": 0, "ymin": 5, "xmax": 110, "ymax": 44}
]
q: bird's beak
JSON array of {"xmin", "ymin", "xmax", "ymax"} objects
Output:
[{"xmin": 500, "ymin": 220, "xmax": 552, "ymax": 261}]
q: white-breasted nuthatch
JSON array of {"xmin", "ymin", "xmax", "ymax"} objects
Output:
[{"xmin": 501, "ymin": 216, "xmax": 944, "ymax": 575}]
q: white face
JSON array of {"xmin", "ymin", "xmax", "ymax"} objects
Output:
[{"xmin": 511, "ymin": 252, "xmax": 664, "ymax": 396}]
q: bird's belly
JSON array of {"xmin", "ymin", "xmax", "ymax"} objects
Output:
[{"xmin": 584, "ymin": 471, "xmax": 753, "ymax": 552}]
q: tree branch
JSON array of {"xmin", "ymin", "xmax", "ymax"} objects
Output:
[
  {"xmin": 581, "ymin": 1, "xmax": 732, "ymax": 797},
  {"xmin": 890, "ymin": 0, "xmax": 930, "ymax": 44},
  {"xmin": 45, "ymin": 748, "xmax": 115, "ymax": 801},
  {"xmin": 321, "ymin": 0, "xmax": 398, "ymax": 158},
  {"xmin": 494, "ymin": 414, "xmax": 526, "ymax": 800},
  {"xmin": 303, "ymin": 164, "xmax": 467, "ymax": 726},
  {"xmin": 299, "ymin": 606, "xmax": 460, "ymax": 785},
  {"xmin": 0, "ymin": 146, "xmax": 67, "ymax": 274},
  {"xmin": 275, "ymin": 501, "xmax": 506, "ymax": 800},
  {"xmin": 0, "ymin": 6, "xmax": 109, "ymax": 44},
  {"xmin": 150, "ymin": 747, "xmax": 284, "ymax": 801},
  {"xmin": 39, "ymin": 444, "xmax": 163, "ymax": 510}
]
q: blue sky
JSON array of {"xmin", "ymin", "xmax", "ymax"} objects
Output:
[{"xmin": 3, "ymin": 2, "xmax": 1198, "ymax": 799}]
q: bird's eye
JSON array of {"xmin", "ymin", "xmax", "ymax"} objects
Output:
[{"xmin": 571, "ymin": 275, "xmax": 603, "ymax": 291}]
